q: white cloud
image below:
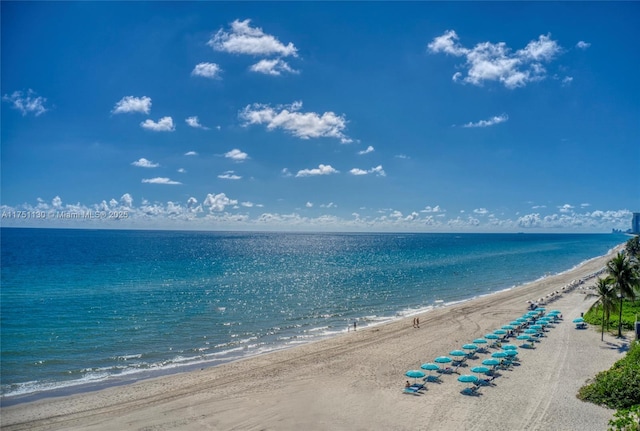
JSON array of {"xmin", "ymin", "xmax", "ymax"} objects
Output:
[
  {"xmin": 561, "ymin": 76, "xmax": 573, "ymax": 86},
  {"xmin": 358, "ymin": 146, "xmax": 375, "ymax": 155},
  {"xmin": 209, "ymin": 19, "xmax": 298, "ymax": 57},
  {"xmin": 296, "ymin": 164, "xmax": 339, "ymax": 177},
  {"xmin": 473, "ymin": 208, "xmax": 489, "ymax": 215},
  {"xmin": 184, "ymin": 151, "xmax": 198, "ymax": 156},
  {"xmin": 306, "ymin": 202, "xmax": 313, "ymax": 208},
  {"xmin": 218, "ymin": 171, "xmax": 242, "ymax": 180},
  {"xmin": 428, "ymin": 31, "xmax": 562, "ymax": 89},
  {"xmin": 185, "ymin": 116, "xmax": 209, "ymax": 129},
  {"xmin": 203, "ymin": 193, "xmax": 238, "ymax": 212},
  {"xmin": 224, "ymin": 148, "xmax": 249, "ymax": 162},
  {"xmin": 239, "ymin": 101, "xmax": 352, "ymax": 143},
  {"xmin": 349, "ymin": 165, "xmax": 386, "ymax": 176},
  {"xmin": 350, "ymin": 168, "xmax": 368, "ymax": 176},
  {"xmin": 281, "ymin": 168, "xmax": 293, "ymax": 177},
  {"xmin": 2, "ymin": 89, "xmax": 48, "ymax": 116},
  {"xmin": 576, "ymin": 41, "xmax": 591, "ymax": 50},
  {"xmin": 558, "ymin": 204, "xmax": 574, "ymax": 213},
  {"xmin": 421, "ymin": 205, "xmax": 443, "ymax": 213},
  {"xmin": 395, "ymin": 154, "xmax": 409, "ymax": 159},
  {"xmin": 191, "ymin": 62, "xmax": 222, "ymax": 79},
  {"xmin": 120, "ymin": 193, "xmax": 133, "ymax": 209},
  {"xmin": 141, "ymin": 116, "xmax": 175, "ymax": 132},
  {"xmin": 132, "ymin": 158, "xmax": 160, "ymax": 168},
  {"xmin": 112, "ymin": 96, "xmax": 151, "ymax": 114},
  {"xmin": 177, "ymin": 168, "xmax": 186, "ymax": 173},
  {"xmin": 463, "ymin": 114, "xmax": 509, "ymax": 128},
  {"xmin": 250, "ymin": 58, "xmax": 299, "ymax": 75},
  {"xmin": 141, "ymin": 177, "xmax": 182, "ymax": 185}
]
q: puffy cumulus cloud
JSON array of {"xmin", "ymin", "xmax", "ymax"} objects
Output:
[
  {"xmin": 296, "ymin": 164, "xmax": 339, "ymax": 177},
  {"xmin": 306, "ymin": 202, "xmax": 313, "ymax": 208},
  {"xmin": 218, "ymin": 171, "xmax": 242, "ymax": 180},
  {"xmin": 239, "ymin": 101, "xmax": 352, "ymax": 143},
  {"xmin": 112, "ymin": 96, "xmax": 151, "ymax": 114},
  {"xmin": 349, "ymin": 165, "xmax": 386, "ymax": 176},
  {"xmin": 185, "ymin": 116, "xmax": 209, "ymax": 129},
  {"xmin": 421, "ymin": 205, "xmax": 443, "ymax": 213},
  {"xmin": 463, "ymin": 114, "xmax": 508, "ymax": 128},
  {"xmin": 120, "ymin": 193, "xmax": 134, "ymax": 209},
  {"xmin": 428, "ymin": 31, "xmax": 562, "ymax": 89},
  {"xmin": 358, "ymin": 146, "xmax": 375, "ymax": 155},
  {"xmin": 224, "ymin": 148, "xmax": 249, "ymax": 162},
  {"xmin": 576, "ymin": 41, "xmax": 591, "ymax": 50},
  {"xmin": 558, "ymin": 204, "xmax": 574, "ymax": 213},
  {"xmin": 203, "ymin": 193, "xmax": 238, "ymax": 212},
  {"xmin": 473, "ymin": 208, "xmax": 489, "ymax": 215},
  {"xmin": 141, "ymin": 116, "xmax": 175, "ymax": 132},
  {"xmin": 209, "ymin": 19, "xmax": 298, "ymax": 57},
  {"xmin": 2, "ymin": 89, "xmax": 48, "ymax": 116},
  {"xmin": 184, "ymin": 151, "xmax": 198, "ymax": 156},
  {"xmin": 141, "ymin": 177, "xmax": 182, "ymax": 185},
  {"xmin": 191, "ymin": 62, "xmax": 222, "ymax": 79},
  {"xmin": 249, "ymin": 58, "xmax": 298, "ymax": 76},
  {"xmin": 131, "ymin": 158, "xmax": 160, "ymax": 168}
]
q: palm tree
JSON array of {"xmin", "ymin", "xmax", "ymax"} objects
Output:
[
  {"xmin": 606, "ymin": 252, "xmax": 640, "ymax": 337},
  {"xmin": 625, "ymin": 236, "xmax": 640, "ymax": 261},
  {"xmin": 585, "ymin": 277, "xmax": 617, "ymax": 341}
]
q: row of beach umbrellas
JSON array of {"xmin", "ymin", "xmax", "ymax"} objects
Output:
[{"xmin": 405, "ymin": 308, "xmax": 563, "ymax": 393}]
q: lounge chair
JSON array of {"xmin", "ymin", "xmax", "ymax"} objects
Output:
[
  {"xmin": 403, "ymin": 386, "xmax": 421, "ymax": 395},
  {"xmin": 461, "ymin": 386, "xmax": 480, "ymax": 396}
]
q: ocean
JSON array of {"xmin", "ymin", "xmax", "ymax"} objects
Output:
[{"xmin": 0, "ymin": 228, "xmax": 626, "ymax": 403}]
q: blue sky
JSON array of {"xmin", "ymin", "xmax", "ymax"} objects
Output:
[{"xmin": 2, "ymin": 1, "xmax": 639, "ymax": 232}]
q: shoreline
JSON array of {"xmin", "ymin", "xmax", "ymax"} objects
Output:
[
  {"xmin": 1, "ymin": 244, "xmax": 631, "ymax": 430},
  {"xmin": 1, "ymin": 244, "xmax": 622, "ymax": 406}
]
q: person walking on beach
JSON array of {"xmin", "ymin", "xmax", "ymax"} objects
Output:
[
  {"xmin": 416, "ymin": 317, "xmax": 420, "ymax": 328},
  {"xmin": 353, "ymin": 321, "xmax": 357, "ymax": 331}
]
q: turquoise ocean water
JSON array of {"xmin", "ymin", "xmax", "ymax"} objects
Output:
[{"xmin": 0, "ymin": 228, "xmax": 627, "ymax": 403}]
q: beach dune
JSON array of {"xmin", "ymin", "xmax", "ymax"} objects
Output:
[{"xmin": 1, "ymin": 247, "xmax": 630, "ymax": 431}]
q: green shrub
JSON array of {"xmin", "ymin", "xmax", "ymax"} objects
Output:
[
  {"xmin": 608, "ymin": 405, "xmax": 640, "ymax": 431},
  {"xmin": 584, "ymin": 300, "xmax": 640, "ymax": 332},
  {"xmin": 578, "ymin": 341, "xmax": 640, "ymax": 410}
]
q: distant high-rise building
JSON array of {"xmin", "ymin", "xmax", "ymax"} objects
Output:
[{"xmin": 633, "ymin": 212, "xmax": 640, "ymax": 234}]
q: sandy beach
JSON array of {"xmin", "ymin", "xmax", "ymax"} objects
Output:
[{"xmin": 2, "ymin": 246, "xmax": 633, "ymax": 431}]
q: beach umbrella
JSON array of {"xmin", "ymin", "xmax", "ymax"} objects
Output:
[
  {"xmin": 516, "ymin": 318, "xmax": 528, "ymax": 323},
  {"xmin": 524, "ymin": 329, "xmax": 538, "ymax": 335},
  {"xmin": 406, "ymin": 370, "xmax": 426, "ymax": 384},
  {"xmin": 549, "ymin": 310, "xmax": 561, "ymax": 314},
  {"xmin": 491, "ymin": 351, "xmax": 508, "ymax": 359},
  {"xmin": 509, "ymin": 321, "xmax": 521, "ymax": 327},
  {"xmin": 473, "ymin": 338, "xmax": 488, "ymax": 345},
  {"xmin": 493, "ymin": 329, "xmax": 507, "ymax": 335},
  {"xmin": 457, "ymin": 374, "xmax": 479, "ymax": 392},
  {"xmin": 484, "ymin": 333, "xmax": 499, "ymax": 340},
  {"xmin": 421, "ymin": 363, "xmax": 440, "ymax": 371},
  {"xmin": 471, "ymin": 366, "xmax": 490, "ymax": 375},
  {"xmin": 502, "ymin": 344, "xmax": 517, "ymax": 350},
  {"xmin": 530, "ymin": 324, "xmax": 543, "ymax": 330},
  {"xmin": 572, "ymin": 317, "xmax": 584, "ymax": 324},
  {"xmin": 516, "ymin": 335, "xmax": 531, "ymax": 340},
  {"xmin": 462, "ymin": 343, "xmax": 478, "ymax": 351},
  {"xmin": 434, "ymin": 356, "xmax": 452, "ymax": 364},
  {"xmin": 450, "ymin": 350, "xmax": 467, "ymax": 358},
  {"xmin": 502, "ymin": 325, "xmax": 516, "ymax": 330},
  {"xmin": 482, "ymin": 358, "xmax": 500, "ymax": 367},
  {"xmin": 504, "ymin": 350, "xmax": 518, "ymax": 357}
]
